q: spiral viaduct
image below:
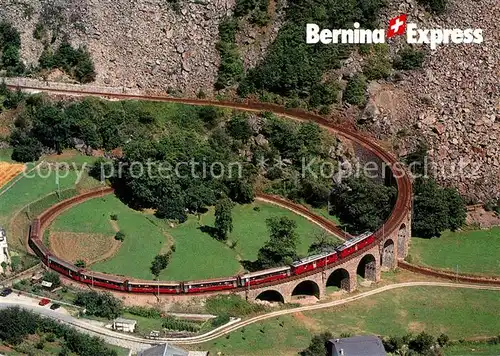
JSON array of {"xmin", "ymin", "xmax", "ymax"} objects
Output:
[{"xmin": 8, "ymin": 81, "xmax": 413, "ymax": 302}]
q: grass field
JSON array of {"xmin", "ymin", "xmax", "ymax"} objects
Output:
[
  {"xmin": 444, "ymin": 342, "xmax": 500, "ymax": 355},
  {"xmin": 161, "ymin": 201, "xmax": 333, "ymax": 280},
  {"xmin": 0, "ymin": 169, "xmax": 84, "ymax": 227},
  {"xmin": 0, "ymin": 148, "xmax": 13, "ymax": 162},
  {"xmin": 51, "ymin": 195, "xmax": 167, "ymax": 280},
  {"xmin": 198, "ymin": 286, "xmax": 500, "ymax": 356},
  {"xmin": 50, "ymin": 196, "xmax": 330, "ymax": 281},
  {"xmin": 409, "ymin": 228, "xmax": 500, "ymax": 276}
]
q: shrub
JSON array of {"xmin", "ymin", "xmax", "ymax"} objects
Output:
[
  {"xmin": 75, "ymin": 259, "xmax": 86, "ymax": 268},
  {"xmin": 211, "ymin": 314, "xmax": 230, "ymax": 328},
  {"xmin": 437, "ymin": 333, "xmax": 450, "ymax": 347},
  {"xmin": 125, "ymin": 306, "xmax": 161, "ymax": 319},
  {"xmin": 394, "ymin": 47, "xmax": 426, "ymax": 70},
  {"xmin": 43, "ymin": 271, "xmax": 61, "ymax": 288},
  {"xmin": 114, "ymin": 231, "xmax": 125, "ymax": 241},
  {"xmin": 215, "ymin": 19, "xmax": 244, "ymax": 90},
  {"xmin": 110, "ymin": 214, "xmax": 118, "ymax": 221},
  {"xmin": 362, "ymin": 44, "xmax": 392, "ymax": 80},
  {"xmin": 162, "ymin": 316, "xmax": 200, "ymax": 332},
  {"xmin": 37, "ymin": 41, "xmax": 96, "ymax": 83},
  {"xmin": 343, "ymin": 74, "xmax": 367, "ymax": 105}
]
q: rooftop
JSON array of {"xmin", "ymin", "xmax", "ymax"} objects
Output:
[{"xmin": 328, "ymin": 335, "xmax": 386, "ymax": 356}]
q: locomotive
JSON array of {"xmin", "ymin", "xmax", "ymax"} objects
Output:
[{"xmin": 29, "ymin": 219, "xmax": 373, "ymax": 294}]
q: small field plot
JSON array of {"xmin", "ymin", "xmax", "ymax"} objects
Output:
[
  {"xmin": 0, "ymin": 162, "xmax": 24, "ymax": 189},
  {"xmin": 199, "ymin": 287, "xmax": 500, "ymax": 356},
  {"xmin": 0, "ymin": 169, "xmax": 84, "ymax": 227},
  {"xmin": 51, "ymin": 195, "xmax": 166, "ymax": 280},
  {"xmin": 409, "ymin": 227, "xmax": 500, "ymax": 276}
]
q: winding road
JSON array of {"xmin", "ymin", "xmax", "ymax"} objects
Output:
[{"xmin": 2, "ymin": 281, "xmax": 500, "ymax": 351}]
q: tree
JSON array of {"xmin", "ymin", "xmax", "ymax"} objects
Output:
[
  {"xmin": 42, "ymin": 271, "xmax": 61, "ymax": 288},
  {"xmin": 74, "ymin": 291, "xmax": 123, "ymax": 319},
  {"xmin": 75, "ymin": 260, "xmax": 86, "ymax": 268},
  {"xmin": 150, "ymin": 252, "xmax": 172, "ymax": 278},
  {"xmin": 308, "ymin": 231, "xmax": 340, "ymax": 254},
  {"xmin": 256, "ymin": 216, "xmax": 298, "ymax": 268},
  {"xmin": 343, "ymin": 74, "xmax": 367, "ymax": 106},
  {"xmin": 330, "ymin": 176, "xmax": 397, "ymax": 234},
  {"xmin": 444, "ymin": 187, "xmax": 467, "ymax": 231},
  {"xmin": 409, "ymin": 331, "xmax": 435, "ymax": 354},
  {"xmin": 227, "ymin": 114, "xmax": 253, "ymax": 141},
  {"xmin": 214, "ymin": 197, "xmax": 234, "ymax": 240},
  {"xmin": 412, "ymin": 178, "xmax": 466, "ymax": 238},
  {"xmin": 300, "ymin": 332, "xmax": 333, "ymax": 356}
]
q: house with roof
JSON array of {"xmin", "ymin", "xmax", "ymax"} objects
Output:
[
  {"xmin": 327, "ymin": 335, "xmax": 387, "ymax": 356},
  {"xmin": 138, "ymin": 343, "xmax": 208, "ymax": 356}
]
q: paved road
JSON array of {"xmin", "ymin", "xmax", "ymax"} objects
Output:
[{"xmin": 2, "ymin": 282, "xmax": 499, "ymax": 348}]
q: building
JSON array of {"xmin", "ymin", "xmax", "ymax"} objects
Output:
[
  {"xmin": 138, "ymin": 343, "xmax": 208, "ymax": 356},
  {"xmin": 111, "ymin": 318, "xmax": 137, "ymax": 333},
  {"xmin": 0, "ymin": 227, "xmax": 10, "ymax": 274},
  {"xmin": 327, "ymin": 335, "xmax": 386, "ymax": 356}
]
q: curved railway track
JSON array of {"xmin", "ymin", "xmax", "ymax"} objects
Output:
[{"xmin": 10, "ymin": 82, "xmax": 412, "ymax": 292}]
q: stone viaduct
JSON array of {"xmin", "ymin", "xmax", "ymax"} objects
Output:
[{"xmin": 239, "ymin": 214, "xmax": 412, "ymax": 303}]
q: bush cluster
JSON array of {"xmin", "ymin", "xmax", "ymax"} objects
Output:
[
  {"xmin": 38, "ymin": 41, "xmax": 96, "ymax": 83},
  {"xmin": 234, "ymin": 0, "xmax": 270, "ymax": 26},
  {"xmin": 0, "ymin": 307, "xmax": 117, "ymax": 356},
  {"xmin": 0, "ymin": 22, "xmax": 25, "ymax": 76},
  {"xmin": 238, "ymin": 0, "xmax": 384, "ymax": 106},
  {"xmin": 74, "ymin": 291, "xmax": 123, "ymax": 319},
  {"xmin": 343, "ymin": 74, "xmax": 367, "ymax": 106},
  {"xmin": 394, "ymin": 47, "xmax": 426, "ymax": 70},
  {"xmin": 125, "ymin": 306, "xmax": 162, "ymax": 319},
  {"xmin": 162, "ymin": 316, "xmax": 200, "ymax": 332},
  {"xmin": 215, "ymin": 18, "xmax": 244, "ymax": 90}
]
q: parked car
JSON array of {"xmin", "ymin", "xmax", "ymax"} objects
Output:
[
  {"xmin": 50, "ymin": 303, "xmax": 61, "ymax": 310},
  {"xmin": 39, "ymin": 298, "xmax": 50, "ymax": 306},
  {"xmin": 0, "ymin": 288, "xmax": 12, "ymax": 297}
]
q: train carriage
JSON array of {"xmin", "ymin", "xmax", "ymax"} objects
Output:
[
  {"xmin": 184, "ymin": 277, "xmax": 238, "ymax": 293},
  {"xmin": 47, "ymin": 255, "xmax": 81, "ymax": 280},
  {"xmin": 291, "ymin": 251, "xmax": 336, "ymax": 275},
  {"xmin": 79, "ymin": 271, "xmax": 127, "ymax": 291},
  {"xmin": 127, "ymin": 280, "xmax": 182, "ymax": 294},
  {"xmin": 336, "ymin": 232, "xmax": 374, "ymax": 258},
  {"xmin": 239, "ymin": 266, "xmax": 291, "ymax": 287}
]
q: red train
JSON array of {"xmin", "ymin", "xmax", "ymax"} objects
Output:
[{"xmin": 29, "ymin": 218, "xmax": 374, "ymax": 295}]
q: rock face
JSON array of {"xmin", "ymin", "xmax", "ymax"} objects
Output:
[
  {"xmin": 362, "ymin": 0, "xmax": 499, "ymax": 202},
  {"xmin": 0, "ymin": 0, "xmax": 235, "ymax": 95}
]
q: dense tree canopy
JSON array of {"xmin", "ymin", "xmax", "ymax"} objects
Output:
[
  {"xmin": 74, "ymin": 291, "xmax": 123, "ymax": 319},
  {"xmin": 300, "ymin": 332, "xmax": 334, "ymax": 356},
  {"xmin": 412, "ymin": 178, "xmax": 466, "ymax": 238},
  {"xmin": 214, "ymin": 197, "xmax": 234, "ymax": 240},
  {"xmin": 0, "ymin": 307, "xmax": 117, "ymax": 356},
  {"xmin": 0, "ymin": 22, "xmax": 24, "ymax": 76},
  {"xmin": 238, "ymin": 0, "xmax": 385, "ymax": 107},
  {"xmin": 255, "ymin": 216, "xmax": 299, "ymax": 269},
  {"xmin": 330, "ymin": 176, "xmax": 397, "ymax": 234}
]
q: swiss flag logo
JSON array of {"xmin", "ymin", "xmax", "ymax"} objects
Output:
[{"xmin": 387, "ymin": 14, "xmax": 407, "ymax": 38}]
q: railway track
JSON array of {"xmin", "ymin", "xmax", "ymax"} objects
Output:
[{"xmin": 10, "ymin": 81, "xmax": 412, "ymax": 292}]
